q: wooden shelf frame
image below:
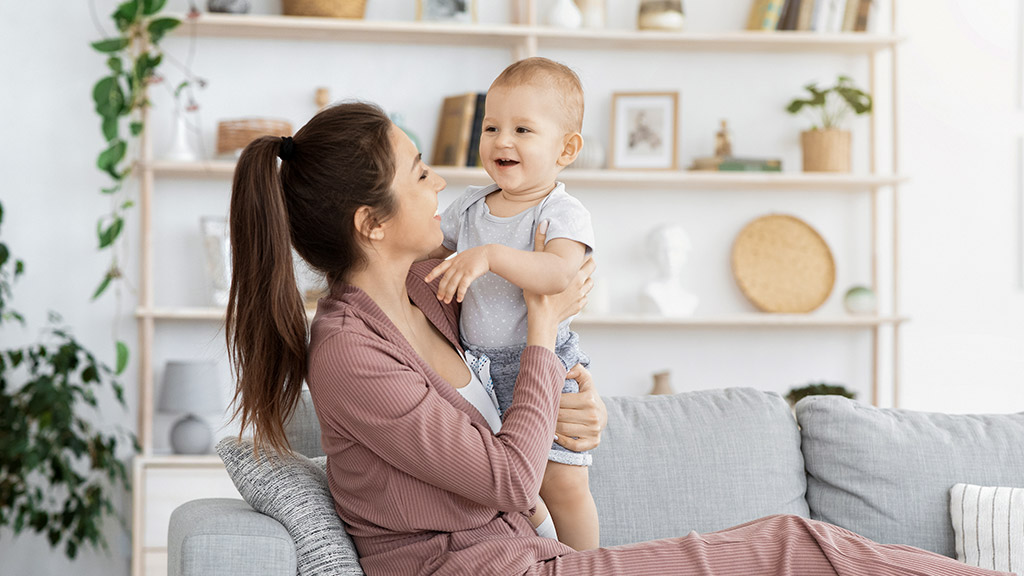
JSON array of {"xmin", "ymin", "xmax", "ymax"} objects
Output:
[
  {"xmin": 150, "ymin": 159, "xmax": 908, "ymax": 191},
  {"xmin": 174, "ymin": 12, "xmax": 902, "ymax": 54}
]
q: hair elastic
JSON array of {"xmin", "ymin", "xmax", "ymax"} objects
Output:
[{"xmin": 278, "ymin": 136, "xmax": 295, "ymax": 160}]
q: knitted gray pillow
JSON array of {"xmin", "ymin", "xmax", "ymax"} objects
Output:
[{"xmin": 216, "ymin": 437, "xmax": 365, "ymax": 576}]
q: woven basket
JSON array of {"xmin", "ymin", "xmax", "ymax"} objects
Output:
[
  {"xmin": 216, "ymin": 118, "xmax": 293, "ymax": 157},
  {"xmin": 731, "ymin": 214, "xmax": 835, "ymax": 314},
  {"xmin": 282, "ymin": 0, "xmax": 366, "ymax": 18}
]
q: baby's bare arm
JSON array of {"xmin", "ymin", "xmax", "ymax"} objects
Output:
[{"xmin": 489, "ymin": 238, "xmax": 587, "ymax": 295}]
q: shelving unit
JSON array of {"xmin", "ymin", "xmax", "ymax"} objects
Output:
[{"xmin": 132, "ymin": 3, "xmax": 903, "ymax": 574}]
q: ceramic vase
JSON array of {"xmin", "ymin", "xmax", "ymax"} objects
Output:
[{"xmin": 546, "ymin": 0, "xmax": 582, "ymax": 28}]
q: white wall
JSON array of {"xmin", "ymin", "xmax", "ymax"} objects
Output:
[{"xmin": 0, "ymin": 0, "xmax": 1021, "ymax": 574}]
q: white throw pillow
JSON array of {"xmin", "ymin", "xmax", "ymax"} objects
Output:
[
  {"xmin": 950, "ymin": 482, "xmax": 1024, "ymax": 575},
  {"xmin": 216, "ymin": 437, "xmax": 364, "ymax": 576}
]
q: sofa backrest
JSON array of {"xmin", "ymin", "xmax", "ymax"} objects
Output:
[
  {"xmin": 284, "ymin": 389, "xmax": 324, "ymax": 458},
  {"xmin": 796, "ymin": 396, "xmax": 1024, "ymax": 558},
  {"xmin": 591, "ymin": 388, "xmax": 809, "ymax": 547}
]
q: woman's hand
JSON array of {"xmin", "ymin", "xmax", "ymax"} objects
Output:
[
  {"xmin": 554, "ymin": 364, "xmax": 607, "ymax": 452},
  {"xmin": 523, "ymin": 221, "xmax": 596, "ymax": 350}
]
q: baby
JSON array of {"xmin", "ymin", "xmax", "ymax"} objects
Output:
[{"xmin": 425, "ymin": 57, "xmax": 598, "ymax": 551}]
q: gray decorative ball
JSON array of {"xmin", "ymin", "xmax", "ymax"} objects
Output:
[{"xmin": 207, "ymin": 0, "xmax": 251, "ymax": 14}]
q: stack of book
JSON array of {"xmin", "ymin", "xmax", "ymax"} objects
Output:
[
  {"xmin": 690, "ymin": 156, "xmax": 783, "ymax": 172},
  {"xmin": 747, "ymin": 0, "xmax": 873, "ymax": 32},
  {"xmin": 431, "ymin": 92, "xmax": 487, "ymax": 168}
]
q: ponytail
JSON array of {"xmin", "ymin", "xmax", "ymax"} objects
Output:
[
  {"xmin": 226, "ymin": 136, "xmax": 307, "ymax": 455},
  {"xmin": 225, "ymin": 102, "xmax": 396, "ymax": 455}
]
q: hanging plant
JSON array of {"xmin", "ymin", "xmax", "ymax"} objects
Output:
[
  {"xmin": 91, "ymin": 0, "xmax": 182, "ymax": 303},
  {"xmin": 0, "ymin": 199, "xmax": 137, "ymax": 559}
]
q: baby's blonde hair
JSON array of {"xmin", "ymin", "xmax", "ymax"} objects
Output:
[{"xmin": 489, "ymin": 57, "xmax": 584, "ymax": 134}]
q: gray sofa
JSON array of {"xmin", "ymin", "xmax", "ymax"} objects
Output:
[{"xmin": 168, "ymin": 387, "xmax": 1024, "ymax": 576}]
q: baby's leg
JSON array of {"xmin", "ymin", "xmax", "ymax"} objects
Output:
[{"xmin": 539, "ymin": 461, "xmax": 599, "ymax": 551}]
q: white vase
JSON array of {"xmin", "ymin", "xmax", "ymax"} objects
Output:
[
  {"xmin": 164, "ymin": 109, "xmax": 198, "ymax": 162},
  {"xmin": 546, "ymin": 0, "xmax": 582, "ymax": 28},
  {"xmin": 575, "ymin": 0, "xmax": 605, "ymax": 28}
]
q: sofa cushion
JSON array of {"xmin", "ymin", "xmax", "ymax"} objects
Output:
[
  {"xmin": 216, "ymin": 437, "xmax": 364, "ymax": 576},
  {"xmin": 796, "ymin": 396, "xmax": 1024, "ymax": 558},
  {"xmin": 591, "ymin": 387, "xmax": 808, "ymax": 547},
  {"xmin": 949, "ymin": 483, "xmax": 1024, "ymax": 573}
]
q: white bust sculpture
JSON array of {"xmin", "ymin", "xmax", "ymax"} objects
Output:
[{"xmin": 639, "ymin": 224, "xmax": 698, "ymax": 317}]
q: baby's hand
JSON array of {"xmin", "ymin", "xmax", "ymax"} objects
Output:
[{"xmin": 424, "ymin": 246, "xmax": 491, "ymax": 304}]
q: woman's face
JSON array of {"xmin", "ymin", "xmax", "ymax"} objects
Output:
[{"xmin": 383, "ymin": 124, "xmax": 447, "ymax": 258}]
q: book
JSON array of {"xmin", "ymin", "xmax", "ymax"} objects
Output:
[
  {"xmin": 810, "ymin": 0, "xmax": 829, "ymax": 31},
  {"xmin": 841, "ymin": 0, "xmax": 859, "ymax": 31},
  {"xmin": 431, "ymin": 92, "xmax": 478, "ymax": 167},
  {"xmin": 759, "ymin": 0, "xmax": 787, "ymax": 30},
  {"xmin": 718, "ymin": 157, "xmax": 783, "ymax": 172},
  {"xmin": 853, "ymin": 0, "xmax": 872, "ymax": 32},
  {"xmin": 464, "ymin": 92, "xmax": 487, "ymax": 167},
  {"xmin": 826, "ymin": 0, "xmax": 847, "ymax": 32},
  {"xmin": 777, "ymin": 0, "xmax": 802, "ymax": 31},
  {"xmin": 746, "ymin": 0, "xmax": 771, "ymax": 31},
  {"xmin": 796, "ymin": 0, "xmax": 816, "ymax": 30}
]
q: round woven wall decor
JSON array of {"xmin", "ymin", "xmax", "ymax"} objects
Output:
[{"xmin": 731, "ymin": 214, "xmax": 835, "ymax": 313}]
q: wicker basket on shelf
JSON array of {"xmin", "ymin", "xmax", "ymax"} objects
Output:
[
  {"xmin": 282, "ymin": 0, "xmax": 366, "ymax": 18},
  {"xmin": 216, "ymin": 118, "xmax": 293, "ymax": 157}
]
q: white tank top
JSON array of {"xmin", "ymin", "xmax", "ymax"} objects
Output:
[{"xmin": 455, "ymin": 351, "xmax": 502, "ymax": 434}]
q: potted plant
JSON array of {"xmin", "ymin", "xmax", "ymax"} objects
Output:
[
  {"xmin": 785, "ymin": 382, "xmax": 857, "ymax": 409},
  {"xmin": 786, "ymin": 75, "xmax": 872, "ymax": 172}
]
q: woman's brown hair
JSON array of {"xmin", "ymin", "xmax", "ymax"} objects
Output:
[{"xmin": 226, "ymin": 102, "xmax": 397, "ymax": 454}]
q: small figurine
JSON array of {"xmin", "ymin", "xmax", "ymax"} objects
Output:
[{"xmin": 715, "ymin": 119, "xmax": 733, "ymax": 158}]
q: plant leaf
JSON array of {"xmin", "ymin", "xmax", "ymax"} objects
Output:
[
  {"xmin": 143, "ymin": 0, "xmax": 167, "ymax": 16},
  {"xmin": 106, "ymin": 57, "xmax": 123, "ymax": 74},
  {"xmin": 115, "ymin": 342, "xmax": 129, "ymax": 375},
  {"xmin": 101, "ymin": 116, "xmax": 118, "ymax": 142},
  {"xmin": 97, "ymin": 217, "xmax": 124, "ymax": 249},
  {"xmin": 96, "ymin": 140, "xmax": 126, "ymax": 179},
  {"xmin": 92, "ymin": 273, "xmax": 113, "ymax": 300},
  {"xmin": 147, "ymin": 17, "xmax": 180, "ymax": 44},
  {"xmin": 90, "ymin": 38, "xmax": 128, "ymax": 54},
  {"xmin": 112, "ymin": 0, "xmax": 141, "ymax": 32},
  {"xmin": 129, "ymin": 121, "xmax": 144, "ymax": 136},
  {"xmin": 92, "ymin": 77, "xmax": 125, "ymax": 118}
]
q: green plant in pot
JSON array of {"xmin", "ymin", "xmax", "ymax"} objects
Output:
[
  {"xmin": 785, "ymin": 382, "xmax": 857, "ymax": 409},
  {"xmin": 0, "ymin": 200, "xmax": 138, "ymax": 559},
  {"xmin": 786, "ymin": 75, "xmax": 872, "ymax": 173}
]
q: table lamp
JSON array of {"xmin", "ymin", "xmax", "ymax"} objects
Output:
[{"xmin": 158, "ymin": 360, "xmax": 222, "ymax": 455}]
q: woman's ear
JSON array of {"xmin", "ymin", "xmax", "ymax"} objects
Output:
[
  {"xmin": 354, "ymin": 206, "xmax": 385, "ymax": 241},
  {"xmin": 557, "ymin": 133, "xmax": 584, "ymax": 167}
]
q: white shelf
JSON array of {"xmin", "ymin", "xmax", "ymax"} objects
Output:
[
  {"xmin": 174, "ymin": 12, "xmax": 901, "ymax": 54},
  {"xmin": 149, "ymin": 160, "xmax": 906, "ymax": 191},
  {"xmin": 137, "ymin": 306, "xmax": 904, "ymax": 328}
]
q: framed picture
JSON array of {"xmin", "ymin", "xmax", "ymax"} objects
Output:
[
  {"xmin": 416, "ymin": 0, "xmax": 477, "ymax": 23},
  {"xmin": 610, "ymin": 91, "xmax": 679, "ymax": 170}
]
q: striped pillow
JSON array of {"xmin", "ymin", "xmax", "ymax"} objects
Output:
[{"xmin": 950, "ymin": 483, "xmax": 1024, "ymax": 575}]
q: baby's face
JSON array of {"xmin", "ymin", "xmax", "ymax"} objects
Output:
[{"xmin": 480, "ymin": 83, "xmax": 575, "ymax": 197}]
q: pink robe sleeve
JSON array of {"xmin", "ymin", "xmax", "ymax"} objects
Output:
[{"xmin": 309, "ymin": 332, "xmax": 564, "ymax": 512}]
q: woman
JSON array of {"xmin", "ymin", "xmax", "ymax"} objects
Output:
[{"xmin": 226, "ymin": 102, "xmax": 1006, "ymax": 576}]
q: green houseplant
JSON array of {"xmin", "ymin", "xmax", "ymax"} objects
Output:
[
  {"xmin": 0, "ymin": 199, "xmax": 137, "ymax": 559},
  {"xmin": 785, "ymin": 75, "xmax": 872, "ymax": 173},
  {"xmin": 785, "ymin": 382, "xmax": 857, "ymax": 408}
]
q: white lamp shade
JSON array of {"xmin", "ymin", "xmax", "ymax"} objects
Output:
[{"xmin": 158, "ymin": 360, "xmax": 223, "ymax": 415}]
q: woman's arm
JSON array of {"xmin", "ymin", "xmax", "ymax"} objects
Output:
[{"xmin": 309, "ymin": 334, "xmax": 564, "ymax": 513}]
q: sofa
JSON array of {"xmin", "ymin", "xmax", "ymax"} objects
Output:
[{"xmin": 168, "ymin": 387, "xmax": 1024, "ymax": 576}]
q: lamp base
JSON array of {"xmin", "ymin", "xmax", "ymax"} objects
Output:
[{"xmin": 169, "ymin": 414, "xmax": 213, "ymax": 455}]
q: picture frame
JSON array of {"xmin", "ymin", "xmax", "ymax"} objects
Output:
[
  {"xmin": 610, "ymin": 91, "xmax": 679, "ymax": 170},
  {"xmin": 416, "ymin": 0, "xmax": 477, "ymax": 23}
]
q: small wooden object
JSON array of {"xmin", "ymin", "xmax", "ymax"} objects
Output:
[
  {"xmin": 315, "ymin": 87, "xmax": 330, "ymax": 110},
  {"xmin": 649, "ymin": 370, "xmax": 675, "ymax": 395},
  {"xmin": 282, "ymin": 0, "xmax": 366, "ymax": 18},
  {"xmin": 801, "ymin": 128, "xmax": 851, "ymax": 172},
  {"xmin": 731, "ymin": 214, "xmax": 835, "ymax": 313},
  {"xmin": 216, "ymin": 118, "xmax": 293, "ymax": 157}
]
